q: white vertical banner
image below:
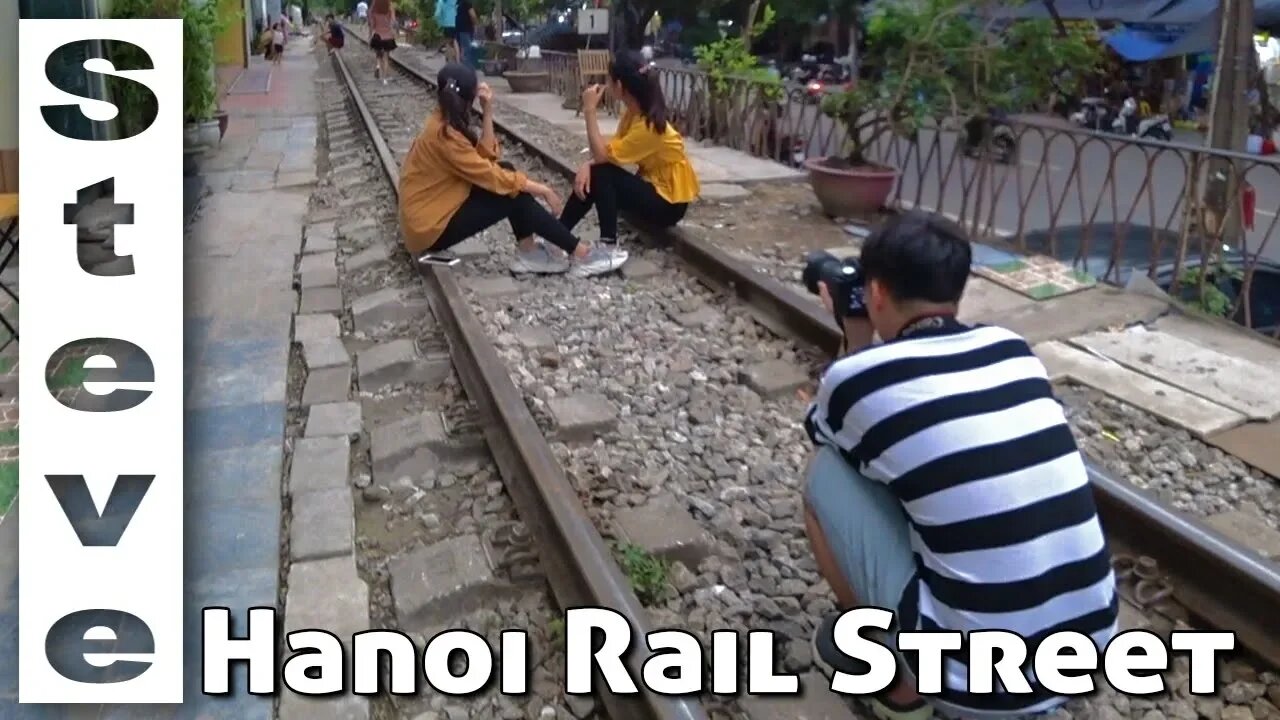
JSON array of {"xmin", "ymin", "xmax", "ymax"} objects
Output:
[{"xmin": 18, "ymin": 20, "xmax": 184, "ymax": 703}]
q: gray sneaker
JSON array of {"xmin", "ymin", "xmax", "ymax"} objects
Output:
[
  {"xmin": 510, "ymin": 241, "xmax": 570, "ymax": 275},
  {"xmin": 569, "ymin": 244, "xmax": 629, "ymax": 278}
]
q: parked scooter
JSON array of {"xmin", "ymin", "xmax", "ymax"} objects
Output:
[
  {"xmin": 1112, "ymin": 97, "xmax": 1173, "ymax": 141},
  {"xmin": 1069, "ymin": 97, "xmax": 1115, "ymax": 132},
  {"xmin": 962, "ymin": 113, "xmax": 1018, "ymax": 164}
]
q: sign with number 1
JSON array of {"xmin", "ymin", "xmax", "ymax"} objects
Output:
[{"xmin": 578, "ymin": 8, "xmax": 608, "ymax": 35}]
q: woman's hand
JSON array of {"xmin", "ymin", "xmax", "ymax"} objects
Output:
[
  {"xmin": 527, "ymin": 181, "xmax": 563, "ymax": 216},
  {"xmin": 581, "ymin": 84, "xmax": 605, "ymax": 112},
  {"xmin": 573, "ymin": 162, "xmax": 592, "ymax": 200},
  {"xmin": 477, "ymin": 82, "xmax": 494, "ymax": 112}
]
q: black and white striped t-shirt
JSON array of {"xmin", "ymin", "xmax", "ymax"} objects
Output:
[{"xmin": 805, "ymin": 319, "xmax": 1118, "ymax": 713}]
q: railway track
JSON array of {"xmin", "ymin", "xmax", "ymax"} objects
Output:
[
  {"xmin": 329, "ymin": 32, "xmax": 1280, "ymax": 720},
  {"xmin": 297, "ymin": 45, "xmax": 705, "ymax": 720}
]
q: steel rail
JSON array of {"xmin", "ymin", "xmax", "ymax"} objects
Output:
[
  {"xmin": 330, "ymin": 49, "xmax": 709, "ymax": 720},
  {"xmin": 362, "ymin": 39, "xmax": 1280, "ymax": 670}
]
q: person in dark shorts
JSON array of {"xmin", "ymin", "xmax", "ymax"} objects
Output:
[
  {"xmin": 369, "ymin": 0, "xmax": 398, "ymax": 84},
  {"xmin": 324, "ymin": 14, "xmax": 346, "ymax": 53},
  {"xmin": 270, "ymin": 21, "xmax": 285, "ymax": 65}
]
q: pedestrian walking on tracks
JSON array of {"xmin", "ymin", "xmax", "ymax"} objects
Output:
[
  {"xmin": 324, "ymin": 14, "xmax": 346, "ymax": 53},
  {"xmin": 369, "ymin": 0, "xmax": 398, "ymax": 85},
  {"xmin": 560, "ymin": 50, "xmax": 700, "ymax": 246},
  {"xmin": 399, "ymin": 64, "xmax": 629, "ymax": 278},
  {"xmin": 435, "ymin": 0, "xmax": 459, "ymax": 62},
  {"xmin": 456, "ymin": 0, "xmax": 479, "ymax": 69}
]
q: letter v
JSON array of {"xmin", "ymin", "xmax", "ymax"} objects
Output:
[{"xmin": 45, "ymin": 475, "xmax": 154, "ymax": 546}]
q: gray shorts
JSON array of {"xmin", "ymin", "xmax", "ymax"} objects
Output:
[
  {"xmin": 804, "ymin": 446, "xmax": 916, "ymax": 616},
  {"xmin": 804, "ymin": 447, "xmax": 1068, "ymax": 720}
]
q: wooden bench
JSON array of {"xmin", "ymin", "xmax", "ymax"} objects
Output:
[{"xmin": 0, "ymin": 194, "xmax": 17, "ymax": 348}]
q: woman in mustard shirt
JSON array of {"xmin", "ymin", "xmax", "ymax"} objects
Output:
[
  {"xmin": 560, "ymin": 50, "xmax": 700, "ymax": 245},
  {"xmin": 399, "ymin": 64, "xmax": 629, "ymax": 277}
]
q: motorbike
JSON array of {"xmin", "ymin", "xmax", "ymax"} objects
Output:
[
  {"xmin": 1069, "ymin": 97, "xmax": 1115, "ymax": 132},
  {"xmin": 962, "ymin": 113, "xmax": 1018, "ymax": 164},
  {"xmin": 790, "ymin": 54, "xmax": 821, "ymax": 84},
  {"xmin": 796, "ymin": 61, "xmax": 851, "ymax": 105},
  {"xmin": 1112, "ymin": 97, "xmax": 1173, "ymax": 141}
]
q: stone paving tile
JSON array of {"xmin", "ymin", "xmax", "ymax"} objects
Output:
[{"xmin": 185, "ymin": 402, "xmax": 286, "ymax": 454}]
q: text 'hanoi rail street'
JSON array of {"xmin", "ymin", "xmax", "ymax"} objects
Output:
[{"xmin": 201, "ymin": 607, "xmax": 1236, "ymax": 697}]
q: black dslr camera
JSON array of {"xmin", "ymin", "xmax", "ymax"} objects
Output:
[{"xmin": 802, "ymin": 250, "xmax": 867, "ymax": 322}]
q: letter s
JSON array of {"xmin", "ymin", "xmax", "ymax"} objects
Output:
[{"xmin": 41, "ymin": 40, "xmax": 158, "ymax": 141}]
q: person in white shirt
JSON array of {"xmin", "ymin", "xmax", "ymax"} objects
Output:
[{"xmin": 356, "ymin": 0, "xmax": 369, "ymax": 24}]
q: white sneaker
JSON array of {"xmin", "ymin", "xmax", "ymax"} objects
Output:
[
  {"xmin": 569, "ymin": 244, "xmax": 628, "ymax": 278},
  {"xmin": 510, "ymin": 241, "xmax": 570, "ymax": 275}
]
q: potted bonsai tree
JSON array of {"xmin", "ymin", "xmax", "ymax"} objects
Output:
[{"xmin": 810, "ymin": 0, "xmax": 1098, "ymax": 217}]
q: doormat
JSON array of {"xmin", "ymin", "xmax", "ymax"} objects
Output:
[
  {"xmin": 971, "ymin": 248, "xmax": 1096, "ymax": 301},
  {"xmin": 228, "ymin": 65, "xmax": 273, "ymax": 95}
]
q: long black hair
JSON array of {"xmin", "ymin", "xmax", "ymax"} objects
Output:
[
  {"xmin": 609, "ymin": 49, "xmax": 667, "ymax": 133},
  {"xmin": 436, "ymin": 63, "xmax": 478, "ymax": 145}
]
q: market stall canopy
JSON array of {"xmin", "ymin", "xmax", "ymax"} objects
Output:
[
  {"xmin": 994, "ymin": 0, "xmax": 1180, "ymax": 23},
  {"xmin": 994, "ymin": 0, "xmax": 1280, "ymax": 26},
  {"xmin": 1103, "ymin": 21, "xmax": 1219, "ymax": 60}
]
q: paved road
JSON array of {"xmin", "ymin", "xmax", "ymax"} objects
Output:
[{"xmin": 891, "ymin": 124, "xmax": 1280, "ymax": 264}]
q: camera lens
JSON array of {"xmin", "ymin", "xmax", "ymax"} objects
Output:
[{"xmin": 802, "ymin": 250, "xmax": 838, "ymax": 295}]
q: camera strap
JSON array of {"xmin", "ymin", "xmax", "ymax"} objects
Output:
[{"xmin": 896, "ymin": 313, "xmax": 962, "ymax": 341}]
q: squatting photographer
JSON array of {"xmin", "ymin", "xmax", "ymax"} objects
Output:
[{"xmin": 801, "ymin": 211, "xmax": 1119, "ymax": 720}]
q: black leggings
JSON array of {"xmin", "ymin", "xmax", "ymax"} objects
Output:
[
  {"xmin": 558, "ymin": 162, "xmax": 688, "ymax": 241},
  {"xmin": 434, "ymin": 168, "xmax": 580, "ymax": 254}
]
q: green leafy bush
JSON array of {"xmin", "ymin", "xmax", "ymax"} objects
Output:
[
  {"xmin": 691, "ymin": 4, "xmax": 782, "ymax": 143},
  {"xmin": 820, "ymin": 0, "xmax": 1099, "ymax": 167},
  {"xmin": 109, "ymin": 0, "xmax": 236, "ymax": 128},
  {"xmin": 694, "ymin": 5, "xmax": 779, "ymax": 98}
]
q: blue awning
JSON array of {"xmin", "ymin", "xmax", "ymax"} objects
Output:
[
  {"xmin": 1103, "ymin": 20, "xmax": 1219, "ymax": 60},
  {"xmin": 996, "ymin": 0, "xmax": 1178, "ymax": 23}
]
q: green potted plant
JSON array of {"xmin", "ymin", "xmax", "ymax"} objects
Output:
[
  {"xmin": 811, "ymin": 0, "xmax": 1098, "ymax": 217},
  {"xmin": 183, "ymin": 0, "xmax": 228, "ymax": 149}
]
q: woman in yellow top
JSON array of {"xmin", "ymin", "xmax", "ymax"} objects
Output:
[
  {"xmin": 399, "ymin": 64, "xmax": 629, "ymax": 277},
  {"xmin": 562, "ymin": 49, "xmax": 700, "ymax": 245}
]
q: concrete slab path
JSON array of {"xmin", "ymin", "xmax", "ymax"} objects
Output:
[
  {"xmin": 1070, "ymin": 327, "xmax": 1280, "ymax": 422},
  {"xmin": 0, "ymin": 41, "xmax": 318, "ymax": 718}
]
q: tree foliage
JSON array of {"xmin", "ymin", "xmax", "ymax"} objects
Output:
[
  {"xmin": 694, "ymin": 3, "xmax": 778, "ymax": 95},
  {"xmin": 821, "ymin": 0, "xmax": 1100, "ymax": 166},
  {"xmin": 109, "ymin": 0, "xmax": 235, "ymax": 126}
]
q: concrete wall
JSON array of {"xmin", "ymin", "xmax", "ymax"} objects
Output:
[
  {"xmin": 0, "ymin": 0, "xmax": 18, "ymax": 151},
  {"xmin": 249, "ymin": 0, "xmax": 282, "ymax": 32}
]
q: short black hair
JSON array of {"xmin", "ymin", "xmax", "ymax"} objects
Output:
[{"xmin": 858, "ymin": 210, "xmax": 972, "ymax": 304}]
